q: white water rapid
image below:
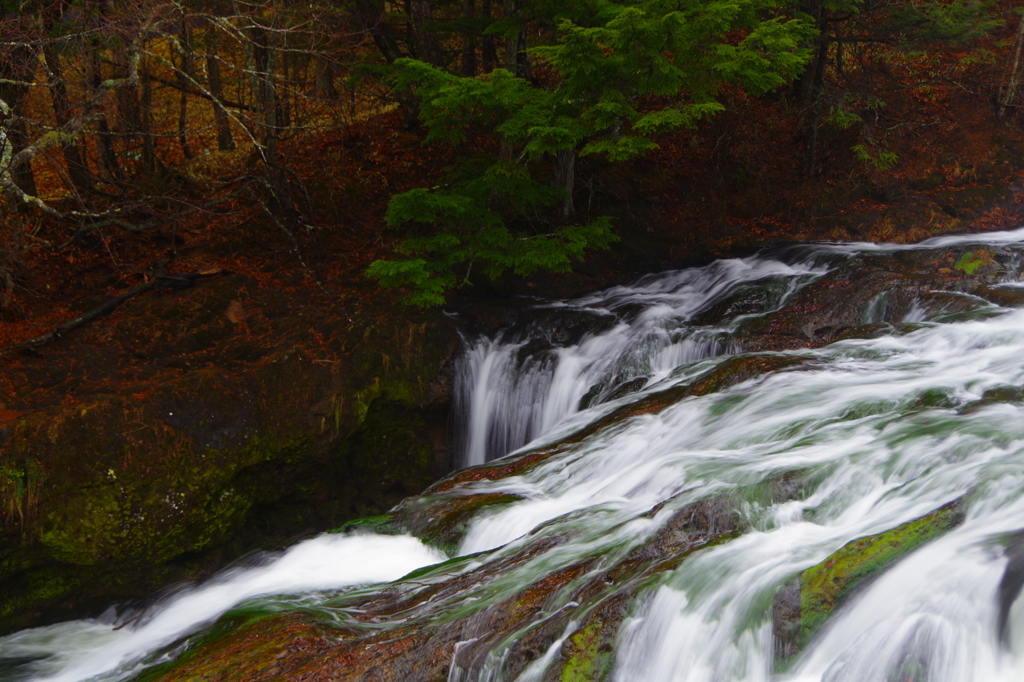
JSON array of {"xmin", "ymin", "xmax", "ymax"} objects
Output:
[
  {"xmin": 0, "ymin": 535, "xmax": 443, "ymax": 682},
  {"xmin": 10, "ymin": 228, "xmax": 1024, "ymax": 681},
  {"xmin": 455, "ymin": 256, "xmax": 825, "ymax": 467}
]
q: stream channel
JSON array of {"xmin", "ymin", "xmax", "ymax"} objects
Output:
[{"xmin": 8, "ymin": 229, "xmax": 1024, "ymax": 680}]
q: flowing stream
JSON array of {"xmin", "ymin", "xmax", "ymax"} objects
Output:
[{"xmin": 10, "ymin": 229, "xmax": 1024, "ymax": 681}]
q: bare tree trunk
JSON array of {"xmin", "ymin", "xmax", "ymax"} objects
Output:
[
  {"xmin": 795, "ymin": 0, "xmax": 827, "ymax": 107},
  {"xmin": 552, "ymin": 149, "xmax": 575, "ymax": 216},
  {"xmin": 462, "ymin": 0, "xmax": 478, "ymax": 76},
  {"xmin": 279, "ymin": 47, "xmax": 292, "ymax": 130},
  {"xmin": 206, "ymin": 37, "xmax": 236, "ymax": 151},
  {"xmin": 113, "ymin": 44, "xmax": 142, "ymax": 139},
  {"xmin": 7, "ymin": 116, "xmax": 36, "ymax": 197},
  {"xmin": 999, "ymin": 17, "xmax": 1024, "ymax": 119},
  {"xmin": 90, "ymin": 47, "xmax": 122, "ymax": 181},
  {"xmin": 481, "ymin": 0, "xmax": 496, "ymax": 73},
  {"xmin": 141, "ymin": 64, "xmax": 155, "ymax": 174},
  {"xmin": 403, "ymin": 0, "xmax": 417, "ymax": 59},
  {"xmin": 409, "ymin": 0, "xmax": 445, "ymax": 67},
  {"xmin": 176, "ymin": 19, "xmax": 195, "ymax": 160},
  {"xmin": 0, "ymin": 46, "xmax": 37, "ymax": 197},
  {"xmin": 503, "ymin": 0, "xmax": 530, "ymax": 80},
  {"xmin": 796, "ymin": 0, "xmax": 829, "ymax": 177},
  {"xmin": 314, "ymin": 55, "xmax": 338, "ymax": 99},
  {"xmin": 354, "ymin": 0, "xmax": 420, "ymax": 127},
  {"xmin": 42, "ymin": 45, "xmax": 92, "ymax": 195},
  {"xmin": 96, "ymin": 114, "xmax": 120, "ymax": 181},
  {"xmin": 804, "ymin": 104, "xmax": 821, "ymax": 178},
  {"xmin": 251, "ymin": 23, "xmax": 284, "ymax": 193}
]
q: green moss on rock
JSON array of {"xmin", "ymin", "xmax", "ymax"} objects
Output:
[
  {"xmin": 560, "ymin": 622, "xmax": 614, "ymax": 682},
  {"xmin": 774, "ymin": 498, "xmax": 966, "ymax": 660}
]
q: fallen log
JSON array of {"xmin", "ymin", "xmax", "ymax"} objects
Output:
[{"xmin": 1, "ymin": 267, "xmax": 226, "ymax": 357}]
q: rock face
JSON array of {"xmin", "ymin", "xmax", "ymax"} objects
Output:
[
  {"xmin": 0, "ymin": 273, "xmax": 458, "ymax": 633},
  {"xmin": 772, "ymin": 498, "xmax": 967, "ymax": 663},
  {"xmin": 738, "ymin": 243, "xmax": 1021, "ymax": 352}
]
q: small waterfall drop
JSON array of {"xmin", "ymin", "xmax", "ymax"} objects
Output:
[{"xmin": 455, "ymin": 257, "xmax": 826, "ymax": 466}]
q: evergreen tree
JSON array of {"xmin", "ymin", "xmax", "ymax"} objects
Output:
[{"xmin": 367, "ymin": 0, "xmax": 814, "ymax": 305}]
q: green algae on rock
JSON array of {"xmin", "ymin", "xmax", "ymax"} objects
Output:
[{"xmin": 773, "ymin": 497, "xmax": 967, "ymax": 661}]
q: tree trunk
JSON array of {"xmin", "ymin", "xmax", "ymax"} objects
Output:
[
  {"xmin": 113, "ymin": 46, "xmax": 142, "ymax": 140},
  {"xmin": 0, "ymin": 46, "xmax": 37, "ymax": 197},
  {"xmin": 462, "ymin": 0, "xmax": 478, "ymax": 76},
  {"xmin": 795, "ymin": 0, "xmax": 828, "ymax": 107},
  {"xmin": 96, "ymin": 114, "xmax": 121, "ymax": 181},
  {"xmin": 314, "ymin": 55, "xmax": 338, "ymax": 99},
  {"xmin": 552, "ymin": 149, "xmax": 575, "ymax": 217},
  {"xmin": 176, "ymin": 20, "xmax": 195, "ymax": 160},
  {"xmin": 503, "ymin": 0, "xmax": 530, "ymax": 80},
  {"xmin": 90, "ymin": 48, "xmax": 122, "ymax": 181},
  {"xmin": 7, "ymin": 116, "xmax": 36, "ymax": 197},
  {"xmin": 796, "ymin": 2, "xmax": 829, "ymax": 177},
  {"xmin": 42, "ymin": 45, "xmax": 93, "ymax": 195},
  {"xmin": 804, "ymin": 105, "xmax": 821, "ymax": 178},
  {"xmin": 279, "ymin": 48, "xmax": 291, "ymax": 131},
  {"xmin": 403, "ymin": 0, "xmax": 417, "ymax": 59},
  {"xmin": 409, "ymin": 0, "xmax": 445, "ymax": 67},
  {"xmin": 251, "ymin": 23, "xmax": 284, "ymax": 192},
  {"xmin": 141, "ymin": 65, "xmax": 155, "ymax": 175},
  {"xmin": 354, "ymin": 0, "xmax": 420, "ymax": 127},
  {"xmin": 481, "ymin": 0, "xmax": 496, "ymax": 72},
  {"xmin": 206, "ymin": 39, "xmax": 236, "ymax": 151},
  {"xmin": 999, "ymin": 17, "xmax": 1024, "ymax": 119}
]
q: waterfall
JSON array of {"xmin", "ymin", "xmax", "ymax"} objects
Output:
[
  {"xmin": 455, "ymin": 256, "xmax": 826, "ymax": 466},
  {"xmin": 10, "ymin": 228, "xmax": 1024, "ymax": 682}
]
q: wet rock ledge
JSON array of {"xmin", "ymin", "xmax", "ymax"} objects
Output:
[{"xmin": 0, "ymin": 273, "xmax": 458, "ymax": 633}]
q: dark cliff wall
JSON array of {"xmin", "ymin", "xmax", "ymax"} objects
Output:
[{"xmin": 0, "ymin": 273, "xmax": 459, "ymax": 633}]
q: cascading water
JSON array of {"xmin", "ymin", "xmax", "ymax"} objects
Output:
[
  {"xmin": 0, "ymin": 535, "xmax": 444, "ymax": 682},
  {"xmin": 9, "ymin": 229, "xmax": 1024, "ymax": 681},
  {"xmin": 455, "ymin": 257, "xmax": 825, "ymax": 466}
]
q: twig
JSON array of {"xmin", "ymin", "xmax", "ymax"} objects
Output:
[{"xmin": 0, "ymin": 268, "xmax": 226, "ymax": 358}]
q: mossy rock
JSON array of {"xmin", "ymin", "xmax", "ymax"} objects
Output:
[
  {"xmin": 0, "ymin": 296, "xmax": 458, "ymax": 633},
  {"xmin": 392, "ymin": 492, "xmax": 524, "ymax": 555},
  {"xmin": 136, "ymin": 613, "xmax": 334, "ymax": 682},
  {"xmin": 554, "ymin": 619, "xmax": 617, "ymax": 682},
  {"xmin": 953, "ymin": 249, "xmax": 995, "ymax": 276},
  {"xmin": 959, "ymin": 385, "xmax": 1024, "ymax": 415},
  {"xmin": 136, "ymin": 495, "xmax": 746, "ymax": 682},
  {"xmin": 330, "ymin": 514, "xmax": 402, "ymax": 536},
  {"xmin": 773, "ymin": 497, "xmax": 966, "ymax": 661}
]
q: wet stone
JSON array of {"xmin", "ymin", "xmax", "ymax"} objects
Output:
[
  {"xmin": 772, "ymin": 498, "xmax": 967, "ymax": 664},
  {"xmin": 391, "ymin": 492, "xmax": 524, "ymax": 555},
  {"xmin": 959, "ymin": 385, "xmax": 1024, "ymax": 415},
  {"xmin": 504, "ymin": 308, "xmax": 619, "ymax": 348}
]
